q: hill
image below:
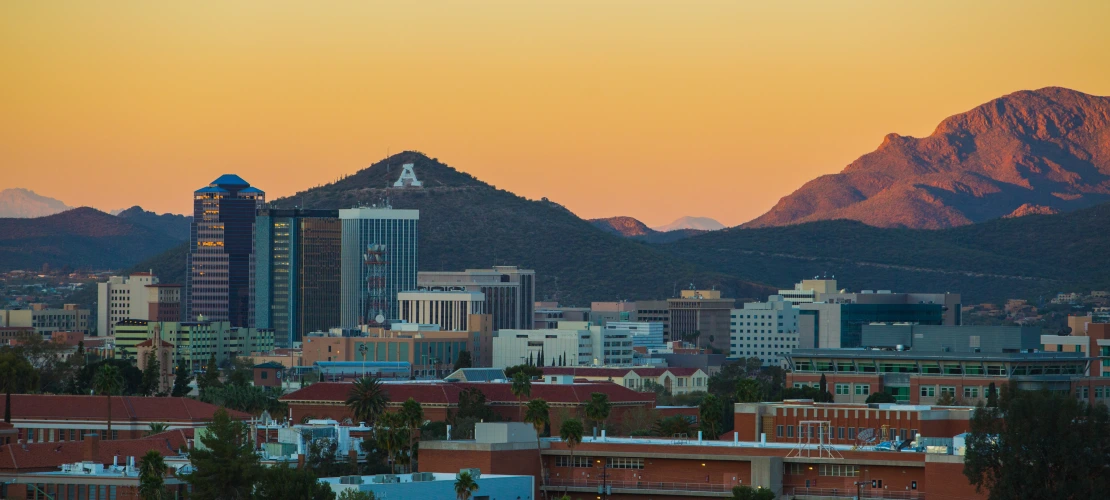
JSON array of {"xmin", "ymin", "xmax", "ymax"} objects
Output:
[
  {"xmin": 745, "ymin": 87, "xmax": 1110, "ymax": 229},
  {"xmin": 653, "ymin": 216, "xmax": 725, "ymax": 232},
  {"xmin": 270, "ymin": 151, "xmax": 773, "ymax": 305},
  {"xmin": 115, "ymin": 206, "xmax": 192, "ymax": 241},
  {"xmin": 590, "ymin": 216, "xmax": 655, "ymax": 237},
  {"xmin": 0, "ymin": 188, "xmax": 72, "ymax": 218},
  {"xmin": 0, "ymin": 208, "xmax": 184, "ymax": 271},
  {"xmin": 667, "ymin": 201, "xmax": 1110, "ymax": 304}
]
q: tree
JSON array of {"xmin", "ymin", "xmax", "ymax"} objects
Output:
[
  {"xmin": 985, "ymin": 382, "xmax": 998, "ymax": 408},
  {"xmin": 253, "ymin": 463, "xmax": 336, "ymax": 500},
  {"xmin": 818, "ymin": 374, "xmax": 828, "ymax": 395},
  {"xmin": 558, "ymin": 418, "xmax": 584, "ymax": 496},
  {"xmin": 964, "ymin": 387, "xmax": 1110, "ymax": 500},
  {"xmin": 305, "ymin": 434, "xmax": 351, "ymax": 478},
  {"xmin": 654, "ymin": 415, "xmax": 693, "ymax": 437},
  {"xmin": 182, "ymin": 408, "xmax": 261, "ymax": 500},
  {"xmin": 731, "ymin": 485, "xmax": 775, "ymax": 500},
  {"xmin": 201, "ymin": 384, "xmax": 286, "ymax": 416},
  {"xmin": 171, "ymin": 364, "xmax": 194, "ymax": 397},
  {"xmin": 935, "ymin": 391, "xmax": 957, "ymax": 406},
  {"xmin": 865, "ymin": 392, "xmax": 896, "ymax": 404},
  {"xmin": 141, "ymin": 352, "xmax": 162, "ymax": 396},
  {"xmin": 503, "ymin": 364, "xmax": 542, "ymax": 380},
  {"xmin": 735, "ymin": 378, "xmax": 763, "ymax": 403},
  {"xmin": 511, "ymin": 371, "xmax": 532, "ymax": 422},
  {"xmin": 452, "ymin": 351, "xmax": 473, "ymax": 371},
  {"xmin": 0, "ymin": 348, "xmax": 39, "ymax": 423},
  {"xmin": 146, "ymin": 422, "xmax": 169, "ymax": 436},
  {"xmin": 70, "ymin": 359, "xmax": 142, "ymax": 396},
  {"xmin": 698, "ymin": 394, "xmax": 724, "ymax": 439},
  {"xmin": 375, "ymin": 412, "xmax": 408, "ymax": 474},
  {"xmin": 454, "ymin": 471, "xmax": 480, "ymax": 500},
  {"xmin": 224, "ymin": 357, "xmax": 254, "ymax": 387},
  {"xmin": 338, "ymin": 491, "xmax": 376, "ymax": 500},
  {"xmin": 93, "ymin": 364, "xmax": 123, "ymax": 439},
  {"xmin": 583, "ymin": 392, "xmax": 611, "ymax": 431},
  {"xmin": 346, "ymin": 376, "xmax": 389, "ymax": 426},
  {"xmin": 524, "ymin": 398, "xmax": 550, "ymax": 495},
  {"xmin": 138, "ymin": 449, "xmax": 167, "ymax": 500},
  {"xmin": 197, "ymin": 354, "xmax": 223, "ymax": 395},
  {"xmin": 399, "ymin": 398, "xmax": 424, "ymax": 471},
  {"xmin": 621, "ymin": 406, "xmax": 661, "ymax": 436}
]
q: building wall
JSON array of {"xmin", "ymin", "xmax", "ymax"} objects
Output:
[
  {"xmin": 398, "ymin": 291, "xmax": 485, "ymax": 332},
  {"xmin": 419, "ymin": 266, "xmax": 535, "ymax": 331},
  {"xmin": 730, "ymin": 296, "xmax": 799, "ymax": 366},
  {"xmin": 97, "ymin": 274, "xmax": 157, "ymax": 336},
  {"xmin": 668, "ymin": 297, "xmax": 734, "ymax": 352},
  {"xmin": 339, "ymin": 208, "xmax": 419, "ymax": 328}
]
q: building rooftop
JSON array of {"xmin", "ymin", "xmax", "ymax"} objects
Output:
[
  {"xmin": 0, "ymin": 433, "xmax": 187, "ymax": 471},
  {"xmin": 194, "ymin": 186, "xmax": 229, "ymax": 194},
  {"xmin": 0, "ymin": 395, "xmax": 249, "ymax": 422},
  {"xmin": 787, "ymin": 348, "xmax": 1088, "ymax": 362},
  {"xmin": 542, "ymin": 366, "xmax": 702, "ymax": 378},
  {"xmin": 210, "ymin": 174, "xmax": 250, "ymax": 188},
  {"xmin": 280, "ymin": 381, "xmax": 655, "ymax": 406}
]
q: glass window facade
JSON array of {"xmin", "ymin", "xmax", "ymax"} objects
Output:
[{"xmin": 340, "ymin": 208, "xmax": 419, "ymax": 329}]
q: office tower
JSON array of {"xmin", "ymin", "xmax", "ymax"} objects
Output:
[
  {"xmin": 255, "ymin": 209, "xmax": 342, "ymax": 348},
  {"xmin": 730, "ymin": 295, "xmax": 799, "ymax": 366},
  {"xmin": 797, "ymin": 287, "xmax": 961, "ymax": 348},
  {"xmin": 97, "ymin": 273, "xmax": 181, "ymax": 336},
  {"xmin": 339, "ymin": 207, "xmax": 420, "ymax": 329},
  {"xmin": 418, "ymin": 266, "xmax": 535, "ymax": 331},
  {"xmin": 667, "ymin": 289, "xmax": 735, "ymax": 352},
  {"xmin": 398, "ymin": 290, "xmax": 486, "ymax": 331},
  {"xmin": 185, "ymin": 174, "xmax": 264, "ymax": 327}
]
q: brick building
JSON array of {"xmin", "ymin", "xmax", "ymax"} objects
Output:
[{"xmin": 732, "ymin": 401, "xmax": 973, "ymax": 445}]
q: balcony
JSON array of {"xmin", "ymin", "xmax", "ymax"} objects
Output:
[
  {"xmin": 788, "ymin": 487, "xmax": 925, "ymax": 500},
  {"xmin": 543, "ymin": 479, "xmax": 734, "ymax": 497}
]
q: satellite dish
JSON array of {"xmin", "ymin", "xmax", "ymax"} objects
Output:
[
  {"xmin": 857, "ymin": 428, "xmax": 877, "ymax": 446},
  {"xmin": 375, "ymin": 314, "xmax": 386, "ymax": 324}
]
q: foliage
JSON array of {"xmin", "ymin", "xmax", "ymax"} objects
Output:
[
  {"xmin": 524, "ymin": 399, "xmax": 550, "ymax": 436},
  {"xmin": 346, "ymin": 376, "xmax": 389, "ymax": 426},
  {"xmin": 70, "ymin": 358, "xmax": 142, "ymax": 396},
  {"xmin": 182, "ymin": 408, "xmax": 261, "ymax": 500},
  {"xmin": 455, "ymin": 387, "xmax": 499, "ymax": 422},
  {"xmin": 584, "ymin": 392, "xmax": 612, "ymax": 430},
  {"xmin": 735, "ymin": 379, "xmax": 764, "ymax": 403},
  {"xmin": 8, "ymin": 335, "xmax": 73, "ymax": 393},
  {"xmin": 708, "ymin": 358, "xmax": 764, "ymax": 398},
  {"xmin": 621, "ymin": 406, "xmax": 661, "ymax": 436},
  {"xmin": 0, "ymin": 347, "xmax": 39, "ymax": 423},
  {"xmin": 454, "ymin": 470, "xmax": 480, "ymax": 500},
  {"xmin": 171, "ymin": 364, "xmax": 194, "ymax": 397},
  {"xmin": 935, "ymin": 392, "xmax": 957, "ymax": 406},
  {"xmin": 138, "ymin": 449, "xmax": 167, "ymax": 500},
  {"xmin": 654, "ymin": 415, "xmax": 694, "ymax": 437},
  {"xmin": 985, "ymin": 382, "xmax": 998, "ymax": 408},
  {"xmin": 305, "ymin": 436, "xmax": 353, "ymax": 478},
  {"xmin": 510, "ymin": 371, "xmax": 532, "ymax": 421},
  {"xmin": 503, "ymin": 363, "xmax": 539, "ymax": 381},
  {"xmin": 140, "ymin": 352, "xmax": 163, "ymax": 396},
  {"xmin": 780, "ymin": 385, "xmax": 832, "ymax": 403},
  {"xmin": 420, "ymin": 421, "xmax": 448, "ymax": 441},
  {"xmin": 452, "ymin": 351, "xmax": 472, "ymax": 371},
  {"xmin": 338, "ymin": 491, "xmax": 376, "ymax": 500},
  {"xmin": 731, "ymin": 485, "xmax": 775, "ymax": 500},
  {"xmin": 864, "ymin": 392, "xmax": 897, "ymax": 404},
  {"xmin": 252, "ymin": 463, "xmax": 336, "ymax": 500},
  {"xmin": 964, "ymin": 387, "xmax": 1110, "ymax": 500},
  {"xmin": 200, "ymin": 384, "xmax": 285, "ymax": 416},
  {"xmin": 197, "ymin": 354, "xmax": 223, "ymax": 395},
  {"xmin": 146, "ymin": 422, "xmax": 169, "ymax": 436},
  {"xmin": 94, "ymin": 364, "xmax": 124, "ymax": 437},
  {"xmin": 399, "ymin": 398, "xmax": 424, "ymax": 471},
  {"xmin": 375, "ymin": 412, "xmax": 410, "ymax": 473},
  {"xmin": 698, "ymin": 394, "xmax": 725, "ymax": 439}
]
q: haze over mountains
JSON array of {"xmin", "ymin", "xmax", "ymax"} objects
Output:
[
  {"xmin": 746, "ymin": 87, "xmax": 1110, "ymax": 229},
  {"xmin": 0, "ymin": 188, "xmax": 72, "ymax": 218}
]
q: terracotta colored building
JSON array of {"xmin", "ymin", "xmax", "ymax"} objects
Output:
[
  {"xmin": 253, "ymin": 361, "xmax": 284, "ymax": 388},
  {"xmin": 731, "ymin": 401, "xmax": 973, "ymax": 445}
]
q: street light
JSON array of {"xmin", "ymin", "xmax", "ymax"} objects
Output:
[
  {"xmin": 854, "ymin": 481, "xmax": 866, "ymax": 500},
  {"xmin": 595, "ymin": 459, "xmax": 610, "ymax": 499}
]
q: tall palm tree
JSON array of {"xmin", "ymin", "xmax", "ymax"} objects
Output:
[
  {"xmin": 524, "ymin": 398, "xmax": 550, "ymax": 499},
  {"xmin": 146, "ymin": 422, "xmax": 169, "ymax": 436},
  {"xmin": 558, "ymin": 418, "xmax": 584, "ymax": 496},
  {"xmin": 399, "ymin": 398, "xmax": 424, "ymax": 472},
  {"xmin": 346, "ymin": 376, "xmax": 389, "ymax": 426},
  {"xmin": 0, "ymin": 349, "xmax": 39, "ymax": 423},
  {"xmin": 94, "ymin": 364, "xmax": 123, "ymax": 440},
  {"xmin": 511, "ymin": 371, "xmax": 532, "ymax": 422},
  {"xmin": 375, "ymin": 412, "xmax": 407, "ymax": 474},
  {"xmin": 137, "ymin": 449, "xmax": 166, "ymax": 500},
  {"xmin": 454, "ymin": 471, "xmax": 479, "ymax": 500},
  {"xmin": 584, "ymin": 393, "xmax": 611, "ymax": 432}
]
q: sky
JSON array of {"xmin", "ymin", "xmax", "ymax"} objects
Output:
[{"xmin": 2, "ymin": 2, "xmax": 1109, "ymax": 227}]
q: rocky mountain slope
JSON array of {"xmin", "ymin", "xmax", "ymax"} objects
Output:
[
  {"xmin": 114, "ymin": 206, "xmax": 192, "ymax": 241},
  {"xmin": 745, "ymin": 87, "xmax": 1110, "ymax": 229},
  {"xmin": 0, "ymin": 188, "xmax": 72, "ymax": 218}
]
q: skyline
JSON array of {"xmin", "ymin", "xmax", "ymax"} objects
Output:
[{"xmin": 2, "ymin": 2, "xmax": 1109, "ymax": 226}]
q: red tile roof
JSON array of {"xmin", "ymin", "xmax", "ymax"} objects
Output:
[
  {"xmin": 0, "ymin": 436, "xmax": 181, "ymax": 471},
  {"xmin": 542, "ymin": 367, "xmax": 703, "ymax": 378},
  {"xmin": 0, "ymin": 395, "xmax": 249, "ymax": 423},
  {"xmin": 281, "ymin": 382, "xmax": 655, "ymax": 406}
]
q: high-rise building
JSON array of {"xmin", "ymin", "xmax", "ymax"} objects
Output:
[
  {"xmin": 254, "ymin": 209, "xmax": 342, "ymax": 348},
  {"xmin": 730, "ymin": 295, "xmax": 799, "ymax": 366},
  {"xmin": 339, "ymin": 207, "xmax": 420, "ymax": 329},
  {"xmin": 186, "ymin": 175, "xmax": 264, "ymax": 327},
  {"xmin": 798, "ymin": 288, "xmax": 961, "ymax": 348},
  {"xmin": 398, "ymin": 290, "xmax": 486, "ymax": 332},
  {"xmin": 418, "ymin": 266, "xmax": 535, "ymax": 331},
  {"xmin": 97, "ymin": 273, "xmax": 180, "ymax": 336},
  {"xmin": 668, "ymin": 290, "xmax": 735, "ymax": 352},
  {"xmin": 632, "ymin": 300, "xmax": 670, "ymax": 340}
]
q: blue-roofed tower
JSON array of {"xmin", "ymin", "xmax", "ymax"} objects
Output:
[{"xmin": 186, "ymin": 175, "xmax": 265, "ymax": 328}]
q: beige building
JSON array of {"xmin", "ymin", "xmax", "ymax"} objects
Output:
[
  {"xmin": 542, "ymin": 366, "xmax": 710, "ymax": 395},
  {"xmin": 302, "ymin": 323, "xmax": 482, "ymax": 378},
  {"xmin": 0, "ymin": 304, "xmax": 90, "ymax": 335},
  {"xmin": 398, "ymin": 290, "xmax": 486, "ymax": 331}
]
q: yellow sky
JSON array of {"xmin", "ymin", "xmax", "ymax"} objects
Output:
[{"xmin": 2, "ymin": 1, "xmax": 1108, "ymax": 226}]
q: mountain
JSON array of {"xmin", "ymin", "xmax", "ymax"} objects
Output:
[
  {"xmin": 590, "ymin": 216, "xmax": 655, "ymax": 237},
  {"xmin": 0, "ymin": 188, "xmax": 72, "ymax": 218},
  {"xmin": 263, "ymin": 151, "xmax": 773, "ymax": 305},
  {"xmin": 0, "ymin": 208, "xmax": 185, "ymax": 271},
  {"xmin": 653, "ymin": 216, "xmax": 725, "ymax": 232},
  {"xmin": 114, "ymin": 206, "xmax": 192, "ymax": 241},
  {"xmin": 745, "ymin": 87, "xmax": 1110, "ymax": 229},
  {"xmin": 666, "ymin": 201, "xmax": 1110, "ymax": 304}
]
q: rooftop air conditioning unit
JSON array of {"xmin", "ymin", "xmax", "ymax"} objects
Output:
[
  {"xmin": 411, "ymin": 472, "xmax": 435, "ymax": 482},
  {"xmin": 459, "ymin": 468, "xmax": 482, "ymax": 480},
  {"xmin": 372, "ymin": 474, "xmax": 399, "ymax": 484},
  {"xmin": 339, "ymin": 476, "xmax": 364, "ymax": 485}
]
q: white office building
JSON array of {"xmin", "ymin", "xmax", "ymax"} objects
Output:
[
  {"xmin": 493, "ymin": 321, "xmax": 633, "ymax": 368},
  {"xmin": 97, "ymin": 273, "xmax": 158, "ymax": 336},
  {"xmin": 730, "ymin": 295, "xmax": 799, "ymax": 366},
  {"xmin": 607, "ymin": 321, "xmax": 665, "ymax": 349},
  {"xmin": 398, "ymin": 290, "xmax": 485, "ymax": 331}
]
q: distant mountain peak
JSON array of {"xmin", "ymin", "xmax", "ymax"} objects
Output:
[
  {"xmin": 590, "ymin": 216, "xmax": 656, "ymax": 237},
  {"xmin": 653, "ymin": 216, "xmax": 725, "ymax": 232},
  {"xmin": 745, "ymin": 87, "xmax": 1110, "ymax": 229},
  {"xmin": 0, "ymin": 188, "xmax": 72, "ymax": 218}
]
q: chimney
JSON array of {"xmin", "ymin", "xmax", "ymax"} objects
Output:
[
  {"xmin": 297, "ymin": 453, "xmax": 306, "ymax": 469},
  {"xmin": 83, "ymin": 433, "xmax": 100, "ymax": 462}
]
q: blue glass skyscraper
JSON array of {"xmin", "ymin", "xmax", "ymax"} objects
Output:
[{"xmin": 339, "ymin": 207, "xmax": 419, "ymax": 329}]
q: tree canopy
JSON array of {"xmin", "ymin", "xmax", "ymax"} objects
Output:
[{"xmin": 182, "ymin": 408, "xmax": 261, "ymax": 500}]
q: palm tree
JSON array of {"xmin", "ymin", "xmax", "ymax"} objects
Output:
[
  {"xmin": 735, "ymin": 378, "xmax": 763, "ymax": 403},
  {"xmin": 138, "ymin": 449, "xmax": 166, "ymax": 500},
  {"xmin": 94, "ymin": 364, "xmax": 123, "ymax": 440},
  {"xmin": 376, "ymin": 412, "xmax": 407, "ymax": 474},
  {"xmin": 346, "ymin": 376, "xmax": 389, "ymax": 426},
  {"xmin": 584, "ymin": 393, "xmax": 611, "ymax": 432},
  {"xmin": 524, "ymin": 399, "xmax": 550, "ymax": 498},
  {"xmin": 558, "ymin": 418, "xmax": 584, "ymax": 496},
  {"xmin": 511, "ymin": 371, "xmax": 532, "ymax": 422},
  {"xmin": 454, "ymin": 470, "xmax": 479, "ymax": 500},
  {"xmin": 399, "ymin": 398, "xmax": 424, "ymax": 472},
  {"xmin": 146, "ymin": 422, "xmax": 169, "ymax": 436},
  {"xmin": 0, "ymin": 349, "xmax": 39, "ymax": 423}
]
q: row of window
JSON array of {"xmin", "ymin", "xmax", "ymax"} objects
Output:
[
  {"xmin": 553, "ymin": 456, "xmax": 645, "ymax": 469},
  {"xmin": 777, "ymin": 425, "xmax": 916, "ymax": 442}
]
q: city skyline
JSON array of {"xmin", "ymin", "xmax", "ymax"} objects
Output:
[{"xmin": 3, "ymin": 2, "xmax": 1109, "ymax": 226}]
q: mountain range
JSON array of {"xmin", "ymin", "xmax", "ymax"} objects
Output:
[
  {"xmin": 588, "ymin": 216, "xmax": 709, "ymax": 243},
  {"xmin": 0, "ymin": 188, "xmax": 72, "ymax": 218},
  {"xmin": 745, "ymin": 87, "xmax": 1110, "ymax": 229}
]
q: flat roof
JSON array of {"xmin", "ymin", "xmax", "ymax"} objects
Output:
[{"xmin": 787, "ymin": 349, "xmax": 1088, "ymax": 362}]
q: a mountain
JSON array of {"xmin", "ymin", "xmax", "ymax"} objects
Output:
[
  {"xmin": 0, "ymin": 208, "xmax": 185, "ymax": 271},
  {"xmin": 745, "ymin": 87, "xmax": 1110, "ymax": 229},
  {"xmin": 654, "ymin": 216, "xmax": 725, "ymax": 232},
  {"xmin": 590, "ymin": 216, "xmax": 655, "ymax": 237},
  {"xmin": 667, "ymin": 201, "xmax": 1110, "ymax": 304},
  {"xmin": 265, "ymin": 151, "xmax": 773, "ymax": 305},
  {"xmin": 0, "ymin": 188, "xmax": 72, "ymax": 218},
  {"xmin": 114, "ymin": 206, "xmax": 192, "ymax": 241}
]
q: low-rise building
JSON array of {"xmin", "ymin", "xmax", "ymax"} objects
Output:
[
  {"xmin": 320, "ymin": 471, "xmax": 534, "ymax": 499},
  {"xmin": 1042, "ymin": 322, "xmax": 1110, "ymax": 377},
  {"xmin": 540, "ymin": 367, "xmax": 709, "ymax": 395},
  {"xmin": 494, "ymin": 320, "xmax": 633, "ymax": 368},
  {"xmin": 113, "ymin": 319, "xmax": 274, "ymax": 370},
  {"xmin": 302, "ymin": 322, "xmax": 484, "ymax": 377},
  {"xmin": 398, "ymin": 291, "xmax": 486, "ymax": 331},
  {"xmin": 0, "ymin": 304, "xmax": 90, "ymax": 336}
]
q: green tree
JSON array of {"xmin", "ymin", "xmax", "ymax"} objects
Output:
[
  {"xmin": 146, "ymin": 422, "xmax": 169, "ymax": 436},
  {"xmin": 654, "ymin": 415, "xmax": 693, "ymax": 437},
  {"xmin": 698, "ymin": 394, "xmax": 724, "ymax": 439},
  {"xmin": 141, "ymin": 352, "xmax": 162, "ymax": 396},
  {"xmin": 503, "ymin": 364, "xmax": 542, "ymax": 380},
  {"xmin": 735, "ymin": 378, "xmax": 763, "ymax": 403},
  {"xmin": 197, "ymin": 354, "xmax": 223, "ymax": 395},
  {"xmin": 70, "ymin": 359, "xmax": 142, "ymax": 396},
  {"xmin": 731, "ymin": 485, "xmax": 775, "ymax": 500},
  {"xmin": 935, "ymin": 391, "xmax": 957, "ymax": 406},
  {"xmin": 455, "ymin": 387, "xmax": 497, "ymax": 421},
  {"xmin": 510, "ymin": 371, "xmax": 532, "ymax": 422},
  {"xmin": 399, "ymin": 398, "xmax": 424, "ymax": 471},
  {"xmin": 338, "ymin": 491, "xmax": 376, "ymax": 500},
  {"xmin": 171, "ymin": 364, "xmax": 194, "ymax": 397},
  {"xmin": 865, "ymin": 392, "xmax": 896, "ymax": 404},
  {"xmin": 454, "ymin": 471, "xmax": 480, "ymax": 500},
  {"xmin": 375, "ymin": 412, "xmax": 409, "ymax": 474},
  {"xmin": 138, "ymin": 449, "xmax": 167, "ymax": 500},
  {"xmin": 558, "ymin": 418, "xmax": 584, "ymax": 496},
  {"xmin": 964, "ymin": 387, "xmax": 1110, "ymax": 500},
  {"xmin": 224, "ymin": 357, "xmax": 255, "ymax": 387},
  {"xmin": 252, "ymin": 463, "xmax": 335, "ymax": 500},
  {"xmin": 985, "ymin": 382, "xmax": 998, "ymax": 408},
  {"xmin": 305, "ymin": 434, "xmax": 351, "ymax": 478},
  {"xmin": 523, "ymin": 398, "xmax": 550, "ymax": 492},
  {"xmin": 182, "ymin": 408, "xmax": 261, "ymax": 500},
  {"xmin": 452, "ymin": 351, "xmax": 472, "ymax": 371},
  {"xmin": 583, "ymin": 392, "xmax": 611, "ymax": 431},
  {"xmin": 0, "ymin": 347, "xmax": 39, "ymax": 423},
  {"xmin": 346, "ymin": 376, "xmax": 389, "ymax": 426},
  {"xmin": 93, "ymin": 364, "xmax": 123, "ymax": 439}
]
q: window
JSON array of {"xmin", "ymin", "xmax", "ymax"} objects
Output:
[
  {"xmin": 819, "ymin": 464, "xmax": 860, "ymax": 477},
  {"xmin": 786, "ymin": 463, "xmax": 805, "ymax": 475},
  {"xmin": 940, "ymin": 386, "xmax": 956, "ymax": 397},
  {"xmin": 776, "ymin": 425, "xmax": 784, "ymax": 438},
  {"xmin": 848, "ymin": 427, "xmax": 856, "ymax": 440},
  {"xmin": 920, "ymin": 385, "xmax": 935, "ymax": 397},
  {"xmin": 964, "ymin": 386, "xmax": 979, "ymax": 399},
  {"xmin": 1077, "ymin": 386, "xmax": 1089, "ymax": 399},
  {"xmin": 838, "ymin": 427, "xmax": 845, "ymax": 439},
  {"xmin": 787, "ymin": 426, "xmax": 794, "ymax": 438},
  {"xmin": 555, "ymin": 456, "xmax": 592, "ymax": 468},
  {"xmin": 607, "ymin": 457, "xmax": 644, "ymax": 469},
  {"xmin": 855, "ymin": 384, "xmax": 870, "ymax": 395},
  {"xmin": 835, "ymin": 383, "xmax": 849, "ymax": 395}
]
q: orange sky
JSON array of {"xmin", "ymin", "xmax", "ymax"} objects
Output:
[{"xmin": 2, "ymin": 2, "xmax": 1108, "ymax": 226}]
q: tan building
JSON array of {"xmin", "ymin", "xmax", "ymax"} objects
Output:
[
  {"xmin": 0, "ymin": 304, "xmax": 90, "ymax": 336},
  {"xmin": 97, "ymin": 273, "xmax": 180, "ymax": 336},
  {"xmin": 135, "ymin": 339, "xmax": 175, "ymax": 394},
  {"xmin": 541, "ymin": 367, "xmax": 710, "ymax": 395},
  {"xmin": 303, "ymin": 320, "xmax": 488, "ymax": 377}
]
